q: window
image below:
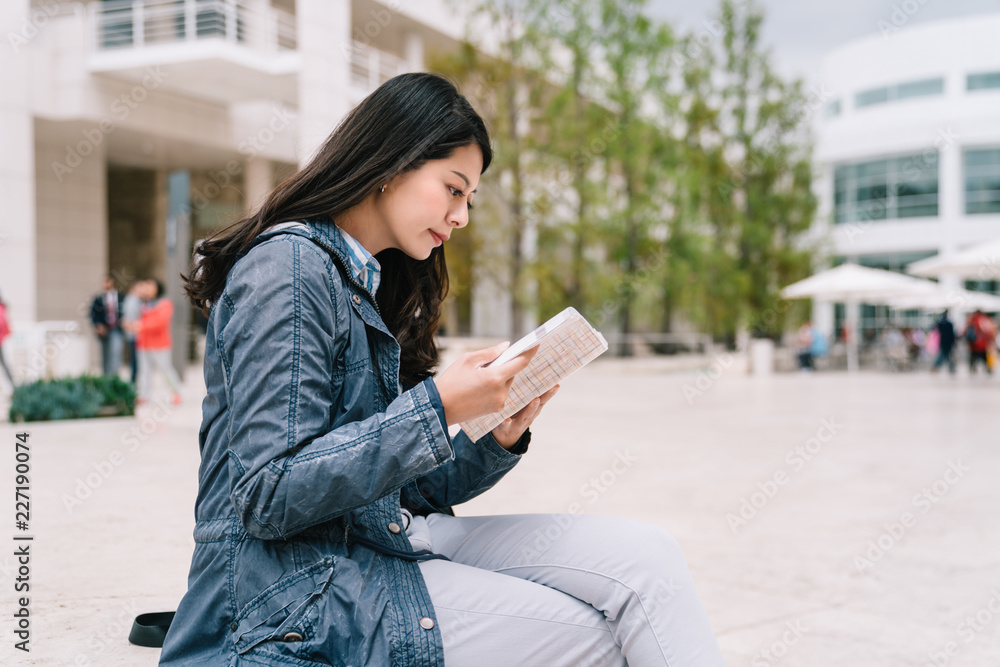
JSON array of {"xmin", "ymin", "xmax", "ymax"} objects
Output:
[
  {"xmin": 854, "ymin": 77, "xmax": 944, "ymax": 109},
  {"xmin": 968, "ymin": 72, "xmax": 1000, "ymax": 91},
  {"xmin": 896, "ymin": 78, "xmax": 944, "ymax": 99},
  {"xmin": 964, "ymin": 279, "xmax": 1000, "ymax": 295},
  {"xmin": 965, "ymin": 149, "xmax": 1000, "ymax": 215},
  {"xmin": 855, "ymin": 87, "xmax": 888, "ymax": 108},
  {"xmin": 834, "ymin": 154, "xmax": 939, "ymax": 223}
]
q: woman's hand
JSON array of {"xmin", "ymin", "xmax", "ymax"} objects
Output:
[
  {"xmin": 434, "ymin": 341, "xmax": 538, "ymax": 427},
  {"xmin": 492, "ymin": 384, "xmax": 560, "ymax": 450}
]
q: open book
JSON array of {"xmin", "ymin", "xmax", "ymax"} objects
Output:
[{"xmin": 460, "ymin": 307, "xmax": 609, "ymax": 442}]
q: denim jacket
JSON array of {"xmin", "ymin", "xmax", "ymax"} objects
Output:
[{"xmin": 159, "ymin": 218, "xmax": 527, "ymax": 666}]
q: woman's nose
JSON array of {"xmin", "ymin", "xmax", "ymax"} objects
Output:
[{"xmin": 449, "ymin": 204, "xmax": 469, "ymax": 228}]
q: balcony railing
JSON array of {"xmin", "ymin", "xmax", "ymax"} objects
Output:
[
  {"xmin": 347, "ymin": 41, "xmax": 410, "ymax": 93},
  {"xmin": 92, "ymin": 0, "xmax": 296, "ymax": 53}
]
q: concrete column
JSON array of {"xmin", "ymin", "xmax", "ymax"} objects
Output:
[
  {"xmin": 244, "ymin": 157, "xmax": 273, "ymax": 213},
  {"xmin": 166, "ymin": 170, "xmax": 192, "ymax": 380},
  {"xmin": 296, "ymin": 0, "xmax": 352, "ymax": 167},
  {"xmin": 405, "ymin": 30, "xmax": 424, "ymax": 71},
  {"xmin": 937, "ymin": 130, "xmax": 962, "ymax": 253},
  {"xmin": 0, "ymin": 0, "xmax": 38, "ymax": 324},
  {"xmin": 813, "ymin": 300, "xmax": 835, "ymax": 345}
]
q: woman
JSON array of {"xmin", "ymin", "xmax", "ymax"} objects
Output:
[
  {"xmin": 160, "ymin": 73, "xmax": 724, "ymax": 666},
  {"xmin": 133, "ymin": 279, "xmax": 183, "ymax": 405},
  {"xmin": 0, "ymin": 291, "xmax": 14, "ymax": 391}
]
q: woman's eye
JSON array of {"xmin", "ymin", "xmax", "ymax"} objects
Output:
[{"xmin": 450, "ymin": 187, "xmax": 475, "ymax": 210}]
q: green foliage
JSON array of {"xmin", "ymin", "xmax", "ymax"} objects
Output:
[
  {"xmin": 437, "ymin": 0, "xmax": 818, "ymax": 347},
  {"xmin": 9, "ymin": 375, "xmax": 136, "ymax": 422}
]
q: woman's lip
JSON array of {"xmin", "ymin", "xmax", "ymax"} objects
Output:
[{"xmin": 430, "ymin": 230, "xmax": 447, "ymax": 246}]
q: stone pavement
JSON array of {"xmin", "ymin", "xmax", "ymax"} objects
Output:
[{"xmin": 0, "ymin": 358, "xmax": 998, "ymax": 666}]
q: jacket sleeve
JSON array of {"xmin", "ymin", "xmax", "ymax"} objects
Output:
[
  {"xmin": 400, "ymin": 429, "xmax": 528, "ymax": 515},
  {"xmin": 90, "ymin": 296, "xmax": 102, "ymax": 326},
  {"xmin": 219, "ymin": 238, "xmax": 454, "ymax": 540},
  {"xmin": 400, "ymin": 377, "xmax": 529, "ymax": 515}
]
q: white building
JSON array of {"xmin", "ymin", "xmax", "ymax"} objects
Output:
[
  {"xmin": 813, "ymin": 12, "xmax": 1000, "ymax": 339},
  {"xmin": 0, "ymin": 0, "xmax": 507, "ymax": 383}
]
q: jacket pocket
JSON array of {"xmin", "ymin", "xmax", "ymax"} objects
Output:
[{"xmin": 231, "ymin": 557, "xmax": 336, "ymax": 657}]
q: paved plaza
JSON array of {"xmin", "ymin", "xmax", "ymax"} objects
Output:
[{"xmin": 1, "ymin": 356, "xmax": 998, "ymax": 666}]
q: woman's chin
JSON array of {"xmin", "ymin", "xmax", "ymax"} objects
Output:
[{"xmin": 402, "ymin": 245, "xmax": 434, "ymax": 261}]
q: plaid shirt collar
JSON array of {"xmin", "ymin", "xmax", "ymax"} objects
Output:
[{"xmin": 335, "ymin": 226, "xmax": 381, "ymax": 296}]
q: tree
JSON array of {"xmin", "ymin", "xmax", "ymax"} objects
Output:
[
  {"xmin": 714, "ymin": 0, "xmax": 817, "ymax": 340},
  {"xmin": 595, "ymin": 0, "xmax": 676, "ymax": 354},
  {"xmin": 429, "ymin": 2, "xmax": 546, "ymax": 337}
]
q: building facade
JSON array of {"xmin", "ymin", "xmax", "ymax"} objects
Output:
[
  {"xmin": 813, "ymin": 12, "xmax": 1000, "ymax": 339},
  {"xmin": 0, "ymin": 0, "xmax": 509, "ymax": 382}
]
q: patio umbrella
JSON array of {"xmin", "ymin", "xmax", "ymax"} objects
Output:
[
  {"xmin": 887, "ymin": 287, "xmax": 1000, "ymax": 312},
  {"xmin": 781, "ymin": 264, "xmax": 940, "ymax": 371},
  {"xmin": 906, "ymin": 237, "xmax": 1000, "ymax": 280}
]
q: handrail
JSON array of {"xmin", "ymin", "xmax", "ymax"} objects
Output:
[
  {"xmin": 346, "ymin": 40, "xmax": 410, "ymax": 92},
  {"xmin": 91, "ymin": 0, "xmax": 297, "ymax": 53}
]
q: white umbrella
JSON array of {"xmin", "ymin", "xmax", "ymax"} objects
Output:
[
  {"xmin": 782, "ymin": 264, "xmax": 940, "ymax": 301},
  {"xmin": 887, "ymin": 287, "xmax": 1000, "ymax": 312},
  {"xmin": 907, "ymin": 237, "xmax": 1000, "ymax": 280},
  {"xmin": 781, "ymin": 264, "xmax": 940, "ymax": 371}
]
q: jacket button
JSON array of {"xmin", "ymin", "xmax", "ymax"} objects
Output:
[
  {"xmin": 323, "ymin": 557, "xmax": 332, "ymax": 567},
  {"xmin": 352, "ymin": 294, "xmax": 362, "ymax": 305},
  {"xmin": 230, "ymin": 622, "xmax": 238, "ymax": 631},
  {"xmin": 419, "ymin": 617, "xmax": 435, "ymax": 630},
  {"xmin": 283, "ymin": 631, "xmax": 304, "ymax": 642},
  {"xmin": 387, "ymin": 522, "xmax": 401, "ymax": 534}
]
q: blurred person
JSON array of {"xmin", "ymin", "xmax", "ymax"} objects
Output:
[
  {"xmin": 809, "ymin": 326, "xmax": 828, "ymax": 359},
  {"xmin": 121, "ymin": 280, "xmax": 144, "ymax": 384},
  {"xmin": 904, "ymin": 327, "xmax": 924, "ymax": 364},
  {"xmin": 965, "ymin": 309, "xmax": 996, "ymax": 375},
  {"xmin": 159, "ymin": 73, "xmax": 725, "ymax": 667},
  {"xmin": 90, "ymin": 275, "xmax": 124, "ymax": 377},
  {"xmin": 797, "ymin": 320, "xmax": 815, "ymax": 370},
  {"xmin": 882, "ymin": 327, "xmax": 908, "ymax": 371},
  {"xmin": 134, "ymin": 279, "xmax": 183, "ymax": 406},
  {"xmin": 0, "ymin": 291, "xmax": 14, "ymax": 391},
  {"xmin": 929, "ymin": 312, "xmax": 959, "ymax": 375}
]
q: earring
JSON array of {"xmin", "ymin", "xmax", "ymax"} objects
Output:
[{"xmin": 380, "ymin": 184, "xmax": 386, "ymax": 194}]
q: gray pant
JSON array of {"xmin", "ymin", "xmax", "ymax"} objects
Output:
[
  {"xmin": 137, "ymin": 348, "xmax": 182, "ymax": 400},
  {"xmin": 99, "ymin": 329, "xmax": 124, "ymax": 378},
  {"xmin": 406, "ymin": 511, "xmax": 726, "ymax": 667}
]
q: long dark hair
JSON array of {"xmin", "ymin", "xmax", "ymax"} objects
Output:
[{"xmin": 184, "ymin": 73, "xmax": 492, "ymax": 388}]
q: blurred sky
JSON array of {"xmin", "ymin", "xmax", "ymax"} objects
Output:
[{"xmin": 647, "ymin": 0, "xmax": 1000, "ymax": 83}]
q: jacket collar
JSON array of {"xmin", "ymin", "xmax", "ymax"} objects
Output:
[{"xmin": 251, "ymin": 217, "xmax": 368, "ymax": 296}]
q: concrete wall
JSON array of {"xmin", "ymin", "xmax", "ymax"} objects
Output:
[
  {"xmin": 0, "ymin": 0, "xmax": 38, "ymax": 324},
  {"xmin": 34, "ymin": 119, "xmax": 107, "ymax": 328},
  {"xmin": 817, "ymin": 13, "xmax": 1000, "ymax": 260}
]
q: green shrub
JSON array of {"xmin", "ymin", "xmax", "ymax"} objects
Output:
[{"xmin": 8, "ymin": 375, "xmax": 136, "ymax": 422}]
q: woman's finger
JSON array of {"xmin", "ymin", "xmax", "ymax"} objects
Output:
[{"xmin": 494, "ymin": 344, "xmax": 539, "ymax": 380}]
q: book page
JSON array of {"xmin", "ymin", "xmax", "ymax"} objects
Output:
[{"xmin": 461, "ymin": 308, "xmax": 608, "ymax": 442}]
